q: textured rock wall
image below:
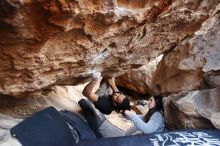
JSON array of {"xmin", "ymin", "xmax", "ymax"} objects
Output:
[
  {"xmin": 0, "ymin": 0, "xmax": 220, "ymax": 131},
  {"xmin": 152, "ymin": 6, "xmax": 220, "ymax": 94},
  {"xmin": 1, "ymin": 0, "xmax": 219, "ymax": 97},
  {"xmin": 164, "ymin": 88, "xmax": 220, "ymax": 130},
  {"xmin": 116, "ymin": 55, "xmax": 163, "ymax": 94},
  {"xmin": 161, "ymin": 5, "xmax": 220, "ymax": 130}
]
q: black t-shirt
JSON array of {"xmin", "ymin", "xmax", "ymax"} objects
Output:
[{"xmin": 94, "ymin": 95, "xmax": 116, "ymax": 115}]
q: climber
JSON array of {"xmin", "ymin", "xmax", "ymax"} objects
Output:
[
  {"xmin": 82, "ymin": 72, "xmax": 131, "ymax": 115},
  {"xmin": 78, "ymin": 94, "xmax": 165, "ymax": 138}
]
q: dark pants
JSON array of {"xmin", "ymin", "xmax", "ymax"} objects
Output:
[{"xmin": 78, "ymin": 99, "xmax": 125, "ymax": 138}]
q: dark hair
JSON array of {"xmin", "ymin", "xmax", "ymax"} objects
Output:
[
  {"xmin": 115, "ymin": 97, "xmax": 131, "ymax": 112},
  {"xmin": 144, "ymin": 95, "xmax": 164, "ymax": 122}
]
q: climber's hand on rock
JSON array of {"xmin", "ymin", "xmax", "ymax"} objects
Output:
[{"xmin": 92, "ymin": 71, "xmax": 101, "ymax": 79}]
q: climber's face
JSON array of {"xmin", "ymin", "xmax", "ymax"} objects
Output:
[
  {"xmin": 112, "ymin": 92, "xmax": 126, "ymax": 105},
  {"xmin": 148, "ymin": 96, "xmax": 156, "ymax": 109}
]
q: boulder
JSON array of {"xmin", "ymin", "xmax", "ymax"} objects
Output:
[
  {"xmin": 153, "ymin": 4, "xmax": 220, "ymax": 94},
  {"xmin": 115, "ymin": 55, "xmax": 163, "ymax": 94},
  {"xmin": 164, "ymin": 88, "xmax": 220, "ymax": 130}
]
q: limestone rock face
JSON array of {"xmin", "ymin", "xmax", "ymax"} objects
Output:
[
  {"xmin": 116, "ymin": 55, "xmax": 163, "ymax": 94},
  {"xmin": 0, "ymin": 0, "xmax": 219, "ymax": 97},
  {"xmin": 164, "ymin": 88, "xmax": 220, "ymax": 130}
]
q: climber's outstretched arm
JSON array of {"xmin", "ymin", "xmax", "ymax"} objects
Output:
[
  {"xmin": 106, "ymin": 77, "xmax": 119, "ymax": 93},
  {"xmin": 82, "ymin": 75, "xmax": 103, "ymax": 102}
]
